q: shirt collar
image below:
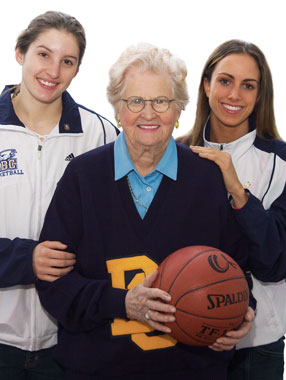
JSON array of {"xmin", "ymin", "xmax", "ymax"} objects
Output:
[
  {"xmin": 0, "ymin": 85, "xmax": 83, "ymax": 134},
  {"xmin": 114, "ymin": 132, "xmax": 178, "ymax": 180}
]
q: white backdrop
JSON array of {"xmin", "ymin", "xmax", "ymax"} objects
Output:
[
  {"xmin": 1, "ymin": 0, "xmax": 285, "ymax": 373},
  {"xmin": 0, "ymin": 0, "xmax": 285, "ymax": 140}
]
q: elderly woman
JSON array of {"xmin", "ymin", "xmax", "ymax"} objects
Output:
[{"xmin": 37, "ymin": 43, "xmax": 254, "ymax": 380}]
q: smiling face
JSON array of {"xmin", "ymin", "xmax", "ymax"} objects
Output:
[
  {"xmin": 118, "ymin": 68, "xmax": 181, "ymax": 158},
  {"xmin": 204, "ymin": 53, "xmax": 260, "ymax": 142},
  {"xmin": 16, "ymin": 28, "xmax": 80, "ymax": 105}
]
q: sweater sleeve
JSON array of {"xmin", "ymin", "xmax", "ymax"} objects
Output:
[
  {"xmin": 233, "ymin": 187, "xmax": 286, "ymax": 282},
  {"xmin": 0, "ymin": 237, "xmax": 37, "ymax": 287},
  {"xmin": 37, "ymin": 271, "xmax": 128, "ymax": 333},
  {"xmin": 36, "ymin": 160, "xmax": 128, "ymax": 333}
]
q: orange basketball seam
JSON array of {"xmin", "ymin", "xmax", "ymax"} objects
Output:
[
  {"xmin": 158, "ymin": 256, "xmax": 169, "ymax": 289},
  {"xmin": 175, "ymin": 308, "xmax": 247, "ymax": 320},
  {"xmin": 165, "ymin": 248, "xmax": 220, "ymax": 293}
]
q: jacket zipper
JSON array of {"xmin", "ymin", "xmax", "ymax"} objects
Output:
[{"xmin": 32, "ymin": 137, "xmax": 45, "ymax": 349}]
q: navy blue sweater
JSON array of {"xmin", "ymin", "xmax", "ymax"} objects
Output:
[{"xmin": 37, "ymin": 143, "xmax": 251, "ymax": 378}]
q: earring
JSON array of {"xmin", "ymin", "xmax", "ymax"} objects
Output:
[
  {"xmin": 117, "ymin": 120, "xmax": 122, "ymax": 128},
  {"xmin": 175, "ymin": 120, "xmax": 179, "ymax": 129}
]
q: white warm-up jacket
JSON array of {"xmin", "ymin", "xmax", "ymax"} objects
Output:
[{"xmin": 0, "ymin": 86, "xmax": 118, "ymax": 351}]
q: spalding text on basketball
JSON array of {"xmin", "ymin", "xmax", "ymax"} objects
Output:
[{"xmin": 207, "ymin": 290, "xmax": 249, "ymax": 309}]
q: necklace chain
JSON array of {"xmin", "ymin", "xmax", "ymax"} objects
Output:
[{"xmin": 127, "ymin": 176, "xmax": 149, "ymax": 212}]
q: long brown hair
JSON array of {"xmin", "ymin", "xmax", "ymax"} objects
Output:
[{"xmin": 179, "ymin": 39, "xmax": 280, "ymax": 146}]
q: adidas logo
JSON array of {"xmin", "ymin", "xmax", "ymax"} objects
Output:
[{"xmin": 65, "ymin": 153, "xmax": 75, "ymax": 161}]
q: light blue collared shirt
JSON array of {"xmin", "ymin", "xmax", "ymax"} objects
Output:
[{"xmin": 114, "ymin": 132, "xmax": 178, "ymax": 219}]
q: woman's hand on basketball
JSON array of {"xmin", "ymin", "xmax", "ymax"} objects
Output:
[
  {"xmin": 125, "ymin": 270, "xmax": 176, "ymax": 333},
  {"xmin": 208, "ymin": 307, "xmax": 255, "ymax": 351},
  {"xmin": 190, "ymin": 146, "xmax": 248, "ymax": 209}
]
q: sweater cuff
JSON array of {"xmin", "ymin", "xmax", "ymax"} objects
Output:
[{"xmin": 99, "ymin": 287, "xmax": 128, "ymax": 319}]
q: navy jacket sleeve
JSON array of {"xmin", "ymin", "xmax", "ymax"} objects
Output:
[
  {"xmin": 36, "ymin": 161, "xmax": 128, "ymax": 333},
  {"xmin": 233, "ymin": 187, "xmax": 286, "ymax": 282},
  {"xmin": 0, "ymin": 237, "xmax": 37, "ymax": 287}
]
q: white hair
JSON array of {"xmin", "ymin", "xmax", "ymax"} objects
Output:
[{"xmin": 107, "ymin": 43, "xmax": 189, "ymax": 115}]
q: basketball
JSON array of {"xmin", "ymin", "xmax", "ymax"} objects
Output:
[{"xmin": 152, "ymin": 246, "xmax": 249, "ymax": 346}]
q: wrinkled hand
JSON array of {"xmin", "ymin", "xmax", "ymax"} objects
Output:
[
  {"xmin": 209, "ymin": 307, "xmax": 255, "ymax": 351},
  {"xmin": 33, "ymin": 241, "xmax": 76, "ymax": 282},
  {"xmin": 125, "ymin": 270, "xmax": 176, "ymax": 333},
  {"xmin": 190, "ymin": 146, "xmax": 248, "ymax": 208}
]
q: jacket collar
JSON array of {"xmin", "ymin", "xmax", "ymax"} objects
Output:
[
  {"xmin": 203, "ymin": 116, "xmax": 257, "ymax": 163},
  {"xmin": 0, "ymin": 85, "xmax": 83, "ymax": 133}
]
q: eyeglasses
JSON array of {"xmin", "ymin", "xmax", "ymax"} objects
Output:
[{"xmin": 121, "ymin": 96, "xmax": 175, "ymax": 113}]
